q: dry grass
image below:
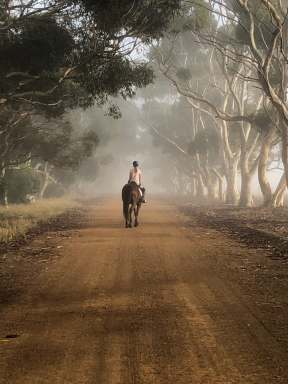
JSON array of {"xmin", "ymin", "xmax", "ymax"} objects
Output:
[{"xmin": 0, "ymin": 198, "xmax": 79, "ymax": 243}]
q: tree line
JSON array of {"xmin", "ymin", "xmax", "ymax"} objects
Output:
[
  {"xmin": 139, "ymin": 0, "xmax": 288, "ymax": 207},
  {"xmin": 0, "ymin": 0, "xmax": 180, "ymax": 204},
  {"xmin": 2, "ymin": 0, "xmax": 288, "ymax": 208}
]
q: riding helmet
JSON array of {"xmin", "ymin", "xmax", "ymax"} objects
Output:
[{"xmin": 133, "ymin": 160, "xmax": 139, "ymax": 167}]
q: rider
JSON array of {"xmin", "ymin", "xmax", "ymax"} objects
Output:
[{"xmin": 128, "ymin": 161, "xmax": 146, "ymax": 203}]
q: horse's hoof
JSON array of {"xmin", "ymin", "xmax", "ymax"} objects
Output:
[{"xmin": 135, "ymin": 223, "xmax": 139, "ymax": 227}]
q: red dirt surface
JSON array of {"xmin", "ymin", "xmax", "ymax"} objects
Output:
[{"xmin": 1, "ymin": 199, "xmax": 288, "ymax": 383}]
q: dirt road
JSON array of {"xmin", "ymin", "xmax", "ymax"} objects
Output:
[{"xmin": 1, "ymin": 199, "xmax": 288, "ymax": 383}]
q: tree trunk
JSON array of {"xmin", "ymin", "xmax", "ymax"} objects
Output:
[
  {"xmin": 195, "ymin": 174, "xmax": 205, "ymax": 200},
  {"xmin": 39, "ymin": 162, "xmax": 49, "ymax": 199},
  {"xmin": 258, "ymin": 127, "xmax": 276, "ymax": 206},
  {"xmin": 212, "ymin": 169, "xmax": 224, "ymax": 202},
  {"xmin": 281, "ymin": 124, "xmax": 288, "ymax": 190},
  {"xmin": 0, "ymin": 167, "xmax": 8, "ymax": 207},
  {"xmin": 239, "ymin": 148, "xmax": 253, "ymax": 207},
  {"xmin": 218, "ymin": 177, "xmax": 224, "ymax": 202},
  {"xmin": 239, "ymin": 172, "xmax": 253, "ymax": 207},
  {"xmin": 270, "ymin": 173, "xmax": 286, "ymax": 207},
  {"xmin": 205, "ymin": 171, "xmax": 218, "ymax": 201},
  {"xmin": 239, "ymin": 125, "xmax": 255, "ymax": 208},
  {"xmin": 276, "ymin": 189, "xmax": 286, "ymax": 207},
  {"xmin": 190, "ymin": 177, "xmax": 196, "ymax": 197},
  {"xmin": 0, "ymin": 183, "xmax": 9, "ymax": 207},
  {"xmin": 225, "ymin": 159, "xmax": 239, "ymax": 205}
]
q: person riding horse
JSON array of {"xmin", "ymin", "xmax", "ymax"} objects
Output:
[
  {"xmin": 128, "ymin": 161, "xmax": 146, "ymax": 203},
  {"xmin": 122, "ymin": 161, "xmax": 146, "ymax": 227}
]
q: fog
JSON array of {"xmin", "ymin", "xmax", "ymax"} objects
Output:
[
  {"xmin": 68, "ymin": 97, "xmax": 171, "ymax": 197},
  {"xmin": 3, "ymin": 0, "xmax": 285, "ymax": 209},
  {"xmin": 68, "ymin": 78, "xmax": 285, "ymax": 206}
]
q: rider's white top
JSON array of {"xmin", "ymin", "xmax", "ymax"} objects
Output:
[{"xmin": 129, "ymin": 167, "xmax": 142, "ymax": 186}]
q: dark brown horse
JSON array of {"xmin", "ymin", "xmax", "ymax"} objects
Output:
[{"xmin": 122, "ymin": 182, "xmax": 142, "ymax": 228}]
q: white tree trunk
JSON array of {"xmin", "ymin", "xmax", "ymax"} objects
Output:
[
  {"xmin": 258, "ymin": 127, "xmax": 275, "ymax": 206},
  {"xmin": 39, "ymin": 162, "xmax": 50, "ymax": 199}
]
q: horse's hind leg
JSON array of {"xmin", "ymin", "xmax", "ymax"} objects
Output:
[
  {"xmin": 134, "ymin": 206, "xmax": 138, "ymax": 227},
  {"xmin": 134, "ymin": 204, "xmax": 141, "ymax": 227},
  {"xmin": 123, "ymin": 202, "xmax": 129, "ymax": 228},
  {"xmin": 128, "ymin": 205, "xmax": 133, "ymax": 228}
]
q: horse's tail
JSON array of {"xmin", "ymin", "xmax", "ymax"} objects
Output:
[
  {"xmin": 122, "ymin": 184, "xmax": 131, "ymax": 221},
  {"xmin": 122, "ymin": 201, "xmax": 129, "ymax": 221}
]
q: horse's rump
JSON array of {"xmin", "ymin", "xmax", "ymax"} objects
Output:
[
  {"xmin": 122, "ymin": 182, "xmax": 142, "ymax": 227},
  {"xmin": 122, "ymin": 183, "xmax": 131, "ymax": 201},
  {"xmin": 122, "ymin": 182, "xmax": 140, "ymax": 203}
]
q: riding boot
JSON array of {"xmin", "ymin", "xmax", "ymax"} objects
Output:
[{"xmin": 141, "ymin": 188, "xmax": 146, "ymax": 203}]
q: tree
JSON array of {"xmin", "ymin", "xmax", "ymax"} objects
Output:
[
  {"xmin": 0, "ymin": 1, "xmax": 181, "ymax": 111},
  {"xmin": 0, "ymin": 1, "xmax": 181, "ymax": 203},
  {"xmin": 185, "ymin": 0, "xmax": 288, "ymax": 204},
  {"xmin": 144, "ymin": 0, "xmax": 288, "ymax": 207},
  {"xmin": 0, "ymin": 112, "xmax": 98, "ymax": 203},
  {"xmin": 150, "ymin": 29, "xmax": 262, "ymax": 205},
  {"xmin": 29, "ymin": 116, "xmax": 99, "ymax": 199}
]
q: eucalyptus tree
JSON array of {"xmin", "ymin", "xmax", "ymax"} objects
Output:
[
  {"xmin": 148, "ymin": 0, "xmax": 288, "ymax": 207},
  {"xmin": 140, "ymin": 95, "xmax": 202, "ymax": 197},
  {"xmin": 0, "ymin": 113, "xmax": 99, "ymax": 203},
  {"xmin": 185, "ymin": 0, "xmax": 288, "ymax": 205},
  {"xmin": 151, "ymin": 24, "xmax": 263, "ymax": 206},
  {"xmin": 0, "ymin": 0, "xmax": 181, "ymax": 203},
  {"xmin": 139, "ymin": 74, "xmax": 226, "ymax": 201},
  {"xmin": 0, "ymin": 0, "xmax": 181, "ymax": 108}
]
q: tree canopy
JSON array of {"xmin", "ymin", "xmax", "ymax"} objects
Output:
[
  {"xmin": 0, "ymin": 0, "xmax": 181, "ymax": 112},
  {"xmin": 0, "ymin": 0, "xmax": 181, "ymax": 204}
]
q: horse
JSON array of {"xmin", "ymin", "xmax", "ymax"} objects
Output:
[{"xmin": 122, "ymin": 181, "xmax": 142, "ymax": 228}]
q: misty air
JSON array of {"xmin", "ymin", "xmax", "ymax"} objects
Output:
[{"xmin": 1, "ymin": 1, "xmax": 288, "ymax": 383}]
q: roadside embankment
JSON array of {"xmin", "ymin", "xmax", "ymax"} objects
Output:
[
  {"xmin": 0, "ymin": 198, "xmax": 81, "ymax": 249},
  {"xmin": 181, "ymin": 204, "xmax": 288, "ymax": 261}
]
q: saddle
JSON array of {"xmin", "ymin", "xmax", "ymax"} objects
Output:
[{"xmin": 127, "ymin": 182, "xmax": 144, "ymax": 200}]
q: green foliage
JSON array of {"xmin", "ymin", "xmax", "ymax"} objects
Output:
[
  {"xmin": 1, "ymin": 1, "xmax": 180, "ymax": 115},
  {"xmin": 188, "ymin": 1, "xmax": 212, "ymax": 31},
  {"xmin": 79, "ymin": 58, "xmax": 154, "ymax": 105},
  {"xmin": 105, "ymin": 103, "xmax": 122, "ymax": 119},
  {"xmin": 227, "ymin": 0, "xmax": 276, "ymax": 48},
  {"xmin": 188, "ymin": 128, "xmax": 220, "ymax": 163},
  {"xmin": 253, "ymin": 107, "xmax": 278, "ymax": 134},
  {"xmin": 26, "ymin": 118, "xmax": 99, "ymax": 169},
  {"xmin": 0, "ymin": 106, "xmax": 33, "ymax": 169},
  {"xmin": 0, "ymin": 16, "xmax": 73, "ymax": 75},
  {"xmin": 0, "ymin": 0, "xmax": 182, "ymax": 203},
  {"xmin": 170, "ymin": 1, "xmax": 213, "ymax": 33},
  {"xmin": 0, "ymin": 168, "xmax": 40, "ymax": 204},
  {"xmin": 77, "ymin": 0, "xmax": 181, "ymax": 39}
]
